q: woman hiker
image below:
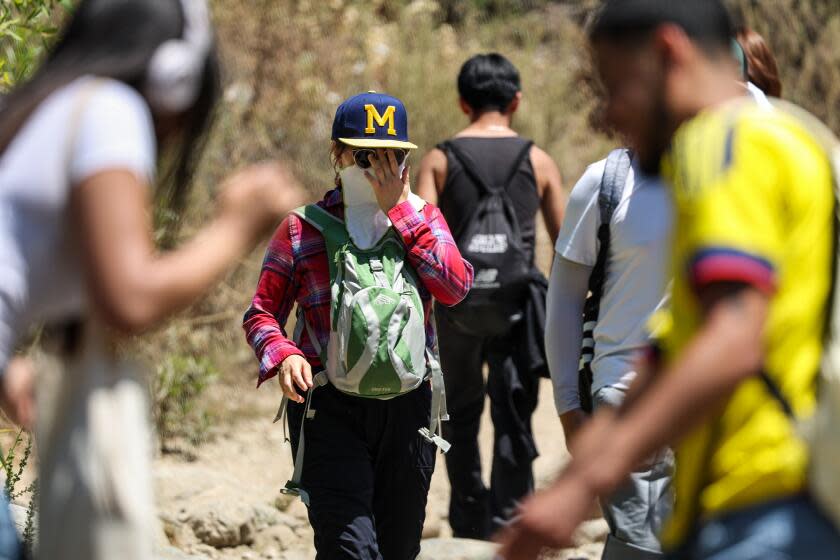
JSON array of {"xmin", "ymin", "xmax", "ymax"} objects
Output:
[{"xmin": 243, "ymin": 91, "xmax": 473, "ymax": 559}]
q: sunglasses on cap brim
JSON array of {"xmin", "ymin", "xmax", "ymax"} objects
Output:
[{"xmin": 352, "ymin": 148, "xmax": 408, "ymax": 170}]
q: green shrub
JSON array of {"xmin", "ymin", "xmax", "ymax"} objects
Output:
[
  {"xmin": 0, "ymin": 0, "xmax": 71, "ymax": 91},
  {"xmin": 152, "ymin": 353, "xmax": 218, "ymax": 450},
  {"xmin": 0, "ymin": 429, "xmax": 36, "ymax": 552}
]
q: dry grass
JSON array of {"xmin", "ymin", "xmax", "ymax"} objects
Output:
[{"xmin": 60, "ymin": 0, "xmax": 840, "ymax": 446}]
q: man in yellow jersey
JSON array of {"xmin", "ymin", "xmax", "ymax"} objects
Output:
[{"xmin": 498, "ymin": 1, "xmax": 840, "ymax": 559}]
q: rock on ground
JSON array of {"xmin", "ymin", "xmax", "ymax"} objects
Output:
[
  {"xmin": 418, "ymin": 538, "xmax": 498, "ymax": 560},
  {"xmin": 187, "ymin": 503, "xmax": 282, "ymax": 548},
  {"xmin": 157, "ymin": 545, "xmax": 210, "ymax": 560},
  {"xmin": 573, "ymin": 519, "xmax": 610, "ymax": 546},
  {"xmin": 539, "ymin": 543, "xmax": 604, "ymax": 560}
]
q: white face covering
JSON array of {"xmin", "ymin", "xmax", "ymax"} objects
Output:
[{"xmin": 339, "ymin": 162, "xmax": 406, "ymax": 249}]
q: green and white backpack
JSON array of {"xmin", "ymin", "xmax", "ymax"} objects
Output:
[{"xmin": 276, "ymin": 201, "xmax": 450, "ymax": 504}]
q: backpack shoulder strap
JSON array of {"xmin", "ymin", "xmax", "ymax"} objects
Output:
[
  {"xmin": 597, "ymin": 148, "xmax": 633, "ymax": 230},
  {"xmin": 578, "ymin": 148, "xmax": 633, "ymax": 413},
  {"xmin": 440, "ymin": 139, "xmax": 497, "ymax": 195},
  {"xmin": 292, "ymin": 204, "xmax": 350, "ymax": 281},
  {"xmin": 291, "ymin": 204, "xmax": 349, "ymax": 245},
  {"xmin": 591, "ymin": 147, "xmax": 633, "ymax": 282},
  {"xmin": 501, "ymin": 140, "xmax": 535, "ymax": 193},
  {"xmin": 444, "ymin": 138, "xmax": 534, "ymax": 196}
]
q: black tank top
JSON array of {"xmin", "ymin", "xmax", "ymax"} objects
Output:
[{"xmin": 438, "ymin": 137, "xmax": 540, "ymax": 264}]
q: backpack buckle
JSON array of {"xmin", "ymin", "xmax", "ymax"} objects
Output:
[
  {"xmin": 418, "ymin": 427, "xmax": 451, "ymax": 453},
  {"xmin": 280, "ymin": 482, "xmax": 311, "ymax": 507}
]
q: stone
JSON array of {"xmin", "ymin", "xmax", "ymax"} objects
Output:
[
  {"xmin": 278, "ymin": 550, "xmax": 313, "ymax": 560},
  {"xmin": 261, "ymin": 546, "xmax": 281, "ymax": 559},
  {"xmin": 572, "ymin": 518, "xmax": 610, "ymax": 545},
  {"xmin": 274, "ymin": 512, "xmax": 306, "ymax": 531},
  {"xmin": 558, "ymin": 543, "xmax": 604, "ymax": 559},
  {"xmin": 273, "ymin": 492, "xmax": 296, "ymax": 512},
  {"xmin": 251, "ymin": 504, "xmax": 281, "ymax": 531},
  {"xmin": 292, "ymin": 523, "xmax": 314, "ymax": 542},
  {"xmin": 417, "ymin": 538, "xmax": 498, "ymax": 560},
  {"xmin": 161, "ymin": 517, "xmax": 197, "ymax": 549},
  {"xmin": 189, "ymin": 505, "xmax": 256, "ymax": 548},
  {"xmin": 285, "ymin": 499, "xmax": 309, "ymax": 521},
  {"xmin": 421, "ymin": 515, "xmax": 441, "ymax": 539},
  {"xmin": 256, "ymin": 524, "xmax": 299, "ymax": 552},
  {"xmin": 186, "ymin": 543, "xmax": 218, "ymax": 558},
  {"xmin": 155, "ymin": 545, "xmax": 208, "ymax": 560}
]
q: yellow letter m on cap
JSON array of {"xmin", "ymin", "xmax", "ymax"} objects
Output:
[{"xmin": 364, "ymin": 104, "xmax": 397, "ymax": 136}]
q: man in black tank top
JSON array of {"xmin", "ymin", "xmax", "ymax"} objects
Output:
[{"xmin": 417, "ymin": 53, "xmax": 566, "ymax": 540}]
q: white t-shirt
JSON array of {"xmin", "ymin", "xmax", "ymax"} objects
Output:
[
  {"xmin": 553, "ymin": 157, "xmax": 672, "ymax": 403},
  {"xmin": 0, "ymin": 77, "xmax": 156, "ymax": 371}
]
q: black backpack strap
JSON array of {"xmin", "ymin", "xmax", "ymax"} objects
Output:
[
  {"xmin": 501, "ymin": 140, "xmax": 535, "ymax": 192},
  {"xmin": 578, "ymin": 148, "xmax": 633, "ymax": 413},
  {"xmin": 440, "ymin": 138, "xmax": 533, "ymax": 196},
  {"xmin": 439, "ymin": 140, "xmax": 496, "ymax": 195}
]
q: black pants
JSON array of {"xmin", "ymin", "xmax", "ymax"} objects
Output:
[
  {"xmin": 287, "ymin": 383, "xmax": 436, "ymax": 560},
  {"xmin": 436, "ymin": 309, "xmax": 540, "ymax": 540}
]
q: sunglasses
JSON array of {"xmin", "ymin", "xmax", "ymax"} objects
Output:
[{"xmin": 352, "ymin": 148, "xmax": 408, "ymax": 170}]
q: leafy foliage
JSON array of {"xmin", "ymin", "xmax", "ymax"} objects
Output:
[
  {"xmin": 0, "ymin": 429, "xmax": 36, "ymax": 551},
  {"xmin": 0, "ymin": 0, "xmax": 71, "ymax": 91},
  {"xmin": 153, "ymin": 353, "xmax": 218, "ymax": 450}
]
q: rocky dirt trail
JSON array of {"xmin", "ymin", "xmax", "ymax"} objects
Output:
[{"xmin": 154, "ymin": 378, "xmax": 607, "ymax": 559}]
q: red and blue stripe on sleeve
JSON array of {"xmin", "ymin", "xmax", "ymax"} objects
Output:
[{"xmin": 689, "ymin": 247, "xmax": 776, "ymax": 295}]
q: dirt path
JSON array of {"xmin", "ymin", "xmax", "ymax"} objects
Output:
[{"xmin": 154, "ymin": 378, "xmax": 603, "ymax": 559}]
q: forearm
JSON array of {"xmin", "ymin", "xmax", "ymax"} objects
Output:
[
  {"xmin": 244, "ymin": 315, "xmax": 303, "ymax": 386},
  {"xmin": 73, "ymin": 169, "xmax": 286, "ymax": 334},
  {"xmin": 569, "ymin": 292, "xmax": 766, "ymax": 493},
  {"xmin": 242, "ymin": 222, "xmax": 302, "ymax": 384},
  {"xmin": 103, "ymin": 215, "xmax": 253, "ymax": 331},
  {"xmin": 243, "ymin": 290, "xmax": 303, "ymax": 385},
  {"xmin": 546, "ymin": 257, "xmax": 591, "ymax": 415},
  {"xmin": 389, "ymin": 202, "xmax": 473, "ymax": 305}
]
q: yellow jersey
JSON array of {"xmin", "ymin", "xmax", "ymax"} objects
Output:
[{"xmin": 658, "ymin": 101, "xmax": 835, "ymax": 548}]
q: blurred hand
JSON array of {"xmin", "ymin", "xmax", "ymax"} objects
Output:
[
  {"xmin": 217, "ymin": 161, "xmax": 307, "ymax": 245},
  {"xmin": 495, "ymin": 473, "xmax": 596, "ymax": 560},
  {"xmin": 0, "ymin": 357, "xmax": 35, "ymax": 430},
  {"xmin": 278, "ymin": 355, "xmax": 313, "ymax": 404},
  {"xmin": 365, "ymin": 149, "xmax": 410, "ymax": 212}
]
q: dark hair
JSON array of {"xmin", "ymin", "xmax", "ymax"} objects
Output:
[
  {"xmin": 457, "ymin": 53, "xmax": 521, "ymax": 113},
  {"xmin": 736, "ymin": 28, "xmax": 782, "ymax": 98},
  {"xmin": 0, "ymin": 0, "xmax": 221, "ymax": 215},
  {"xmin": 590, "ymin": 0, "xmax": 734, "ymax": 53}
]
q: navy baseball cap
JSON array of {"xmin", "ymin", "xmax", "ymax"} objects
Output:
[{"xmin": 331, "ymin": 91, "xmax": 418, "ymax": 150}]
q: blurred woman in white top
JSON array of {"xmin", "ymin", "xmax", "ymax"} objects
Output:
[{"xmin": 0, "ymin": 1, "xmax": 304, "ymax": 558}]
